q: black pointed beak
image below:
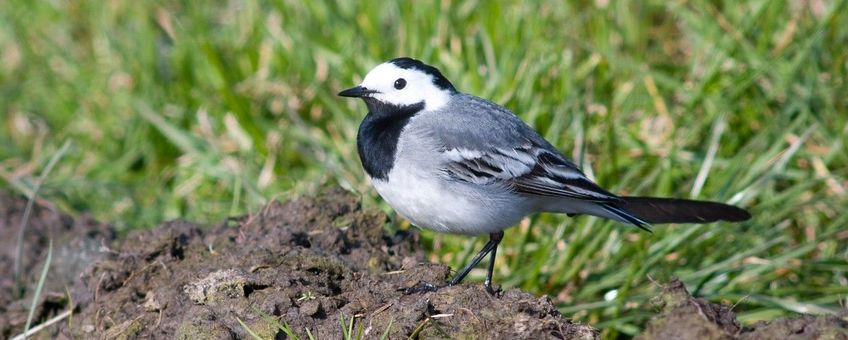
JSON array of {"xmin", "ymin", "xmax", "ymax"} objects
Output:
[{"xmin": 338, "ymin": 85, "xmax": 376, "ymax": 98}]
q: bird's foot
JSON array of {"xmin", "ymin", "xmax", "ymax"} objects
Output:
[
  {"xmin": 399, "ymin": 281, "xmax": 445, "ymax": 294},
  {"xmin": 484, "ymin": 284, "xmax": 502, "ymax": 296}
]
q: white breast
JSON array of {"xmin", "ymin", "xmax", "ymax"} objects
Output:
[{"xmin": 370, "ymin": 152, "xmax": 533, "ymax": 236}]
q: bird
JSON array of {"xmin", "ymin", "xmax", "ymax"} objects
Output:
[{"xmin": 338, "ymin": 57, "xmax": 751, "ymax": 293}]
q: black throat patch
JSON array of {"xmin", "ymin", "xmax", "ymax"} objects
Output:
[{"xmin": 356, "ymin": 99, "xmax": 425, "ymax": 180}]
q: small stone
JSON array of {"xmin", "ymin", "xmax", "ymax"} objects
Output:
[
  {"xmin": 183, "ymin": 269, "xmax": 249, "ymax": 304},
  {"xmin": 401, "ymin": 256, "xmax": 417, "ymax": 270},
  {"xmin": 143, "ymin": 291, "xmax": 162, "ymax": 312},
  {"xmin": 104, "ymin": 318, "xmax": 143, "ymax": 340},
  {"xmin": 300, "ymin": 300, "xmax": 321, "ymax": 316}
]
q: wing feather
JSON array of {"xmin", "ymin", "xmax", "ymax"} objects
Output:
[
  {"xmin": 417, "ymin": 94, "xmax": 622, "ymax": 203},
  {"xmin": 440, "ymin": 146, "xmax": 622, "ymax": 203}
]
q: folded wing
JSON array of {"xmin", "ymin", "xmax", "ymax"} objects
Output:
[{"xmin": 440, "ymin": 146, "xmax": 623, "ymax": 203}]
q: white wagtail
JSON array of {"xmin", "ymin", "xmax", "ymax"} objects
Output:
[{"xmin": 339, "ymin": 57, "xmax": 751, "ymax": 293}]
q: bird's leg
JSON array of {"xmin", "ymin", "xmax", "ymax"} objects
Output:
[
  {"xmin": 401, "ymin": 231, "xmax": 504, "ymax": 295},
  {"xmin": 449, "ymin": 232, "xmax": 504, "ymax": 290},
  {"xmin": 483, "ymin": 232, "xmax": 503, "ymax": 294}
]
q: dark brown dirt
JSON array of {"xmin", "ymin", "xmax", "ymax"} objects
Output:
[
  {"xmin": 0, "ymin": 193, "xmax": 115, "ymax": 339},
  {"xmin": 638, "ymin": 278, "xmax": 848, "ymax": 340},
  {"xmin": 2, "ymin": 187, "xmax": 846, "ymax": 339},
  {"xmin": 1, "ymin": 188, "xmax": 595, "ymax": 339}
]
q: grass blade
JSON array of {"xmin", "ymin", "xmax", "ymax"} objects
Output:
[
  {"xmin": 23, "ymin": 239, "xmax": 53, "ymax": 340},
  {"xmin": 14, "ymin": 140, "xmax": 71, "ymax": 282},
  {"xmin": 236, "ymin": 317, "xmax": 264, "ymax": 340}
]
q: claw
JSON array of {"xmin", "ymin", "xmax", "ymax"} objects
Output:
[
  {"xmin": 399, "ymin": 281, "xmax": 442, "ymax": 294},
  {"xmin": 484, "ymin": 284, "xmax": 502, "ymax": 296}
]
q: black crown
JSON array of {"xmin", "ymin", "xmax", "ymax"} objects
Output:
[{"xmin": 389, "ymin": 57, "xmax": 457, "ymax": 92}]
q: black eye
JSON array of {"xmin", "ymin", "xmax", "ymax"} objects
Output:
[{"xmin": 394, "ymin": 78, "xmax": 407, "ymax": 90}]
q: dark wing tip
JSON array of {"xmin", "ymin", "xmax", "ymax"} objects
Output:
[{"xmin": 601, "ymin": 204, "xmax": 652, "ymax": 232}]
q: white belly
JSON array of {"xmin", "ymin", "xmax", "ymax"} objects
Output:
[{"xmin": 370, "ymin": 166, "xmax": 531, "ymax": 235}]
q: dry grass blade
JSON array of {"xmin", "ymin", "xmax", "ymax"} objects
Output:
[
  {"xmin": 13, "ymin": 140, "xmax": 71, "ymax": 282},
  {"xmin": 22, "ymin": 239, "xmax": 53, "ymax": 340}
]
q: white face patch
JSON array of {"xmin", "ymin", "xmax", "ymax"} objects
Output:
[{"xmin": 359, "ymin": 62, "xmax": 452, "ymax": 111}]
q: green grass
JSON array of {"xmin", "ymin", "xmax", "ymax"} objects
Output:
[{"xmin": 2, "ymin": 0, "xmax": 847, "ymax": 337}]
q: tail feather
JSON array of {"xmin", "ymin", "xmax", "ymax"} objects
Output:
[{"xmin": 617, "ymin": 196, "xmax": 751, "ymax": 224}]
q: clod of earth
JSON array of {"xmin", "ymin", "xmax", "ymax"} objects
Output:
[
  {"xmin": 2, "ymin": 188, "xmax": 847, "ymax": 339},
  {"xmin": 183, "ymin": 269, "xmax": 251, "ymax": 304},
  {"xmin": 638, "ymin": 278, "xmax": 848, "ymax": 340}
]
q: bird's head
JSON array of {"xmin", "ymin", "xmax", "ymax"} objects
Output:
[{"xmin": 339, "ymin": 57, "xmax": 456, "ymax": 112}]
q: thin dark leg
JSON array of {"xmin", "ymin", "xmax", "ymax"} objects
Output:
[
  {"xmin": 449, "ymin": 232, "xmax": 504, "ymax": 288},
  {"xmin": 400, "ymin": 231, "xmax": 504, "ymax": 295},
  {"xmin": 483, "ymin": 234, "xmax": 501, "ymax": 293}
]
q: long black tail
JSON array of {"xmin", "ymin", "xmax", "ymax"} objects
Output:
[{"xmin": 615, "ymin": 196, "xmax": 751, "ymax": 224}]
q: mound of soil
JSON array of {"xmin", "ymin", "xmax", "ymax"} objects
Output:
[
  {"xmin": 638, "ymin": 278, "xmax": 848, "ymax": 340},
  {"xmin": 2, "ymin": 187, "xmax": 846, "ymax": 339},
  {"xmin": 1, "ymin": 188, "xmax": 595, "ymax": 339}
]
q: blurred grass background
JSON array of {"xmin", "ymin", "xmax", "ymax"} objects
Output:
[{"xmin": 1, "ymin": 0, "xmax": 847, "ymax": 337}]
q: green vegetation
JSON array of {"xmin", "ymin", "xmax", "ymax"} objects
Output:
[{"xmin": 2, "ymin": 0, "xmax": 846, "ymax": 337}]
